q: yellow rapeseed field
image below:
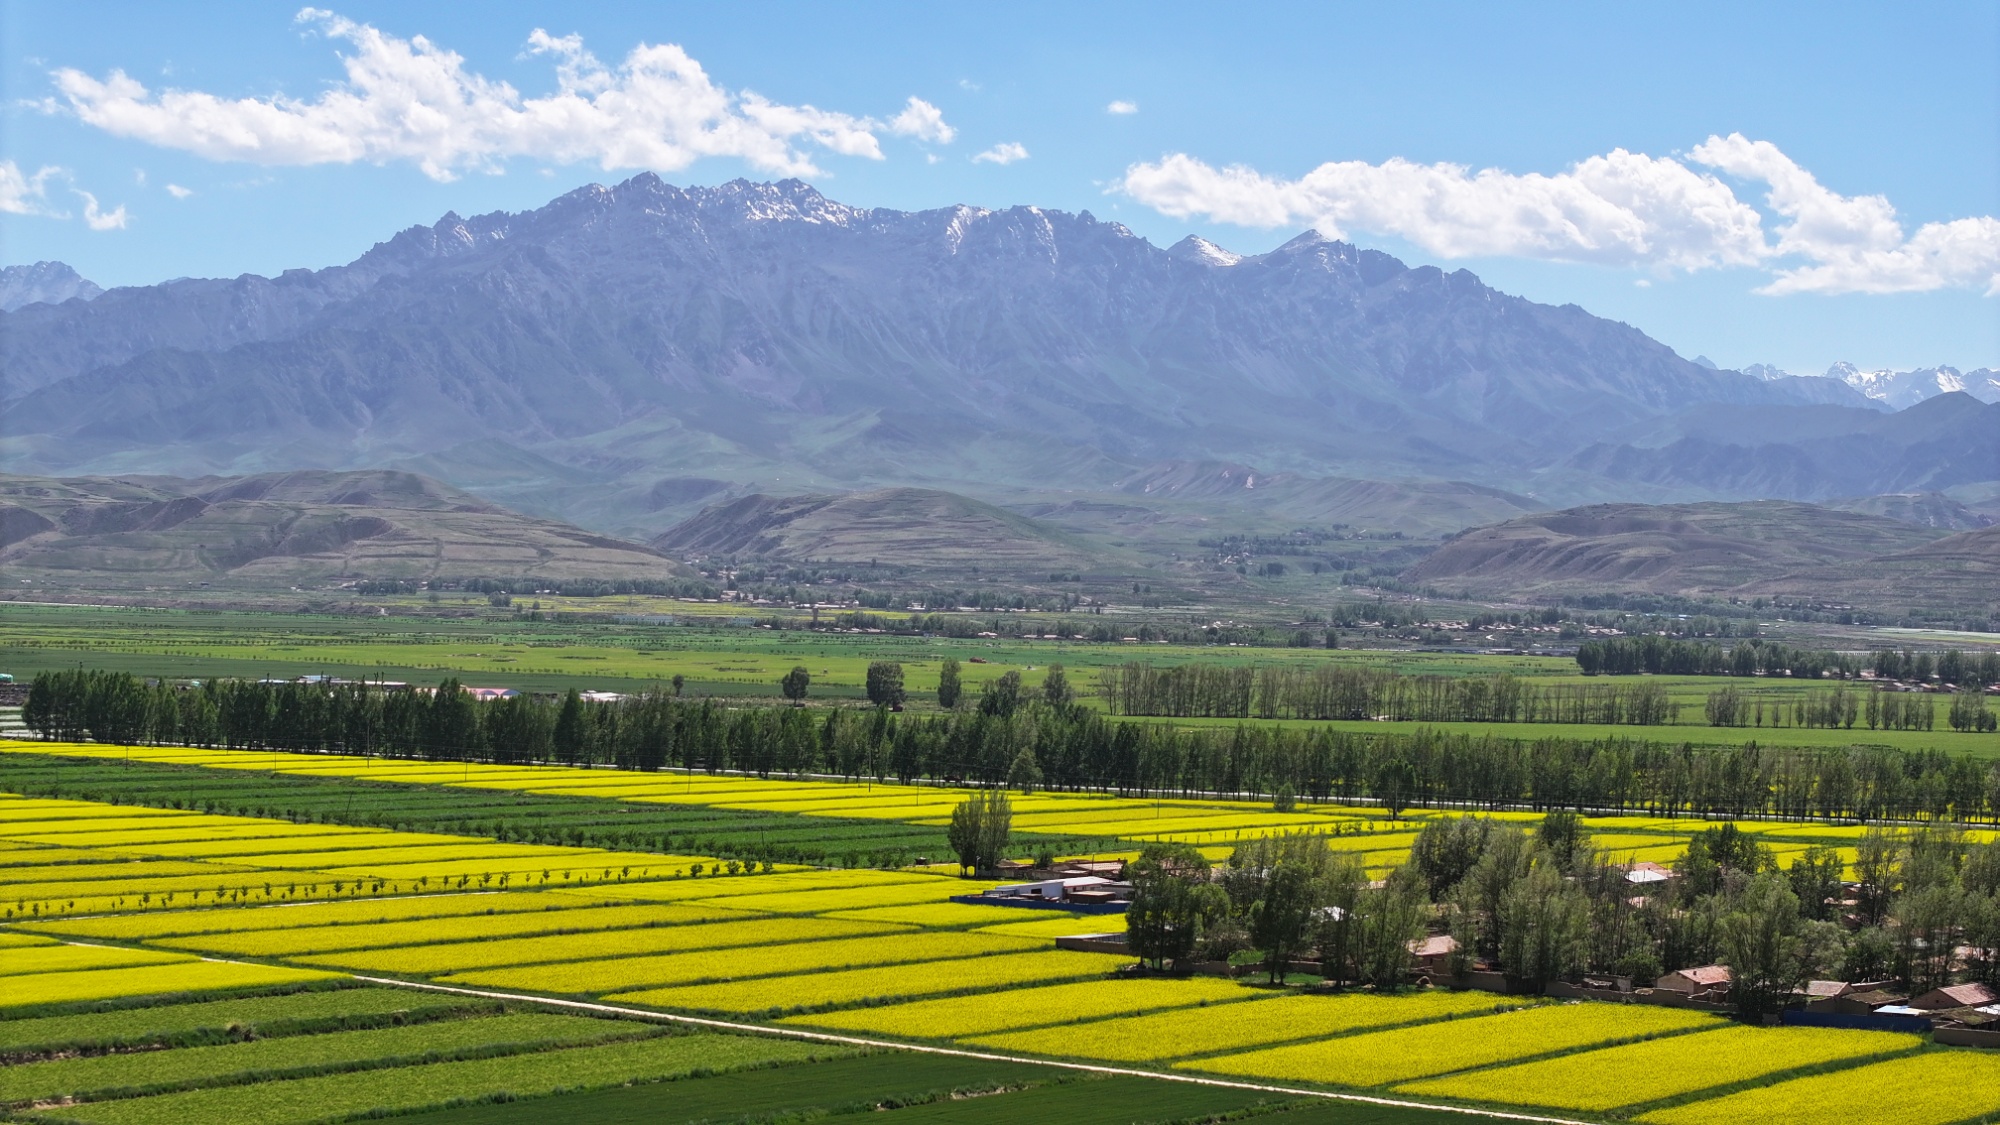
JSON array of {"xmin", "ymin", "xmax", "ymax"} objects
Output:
[
  {"xmin": 974, "ymin": 913, "xmax": 1128, "ymax": 939},
  {"xmin": 565, "ymin": 868, "xmax": 941, "ymax": 905},
  {"xmin": 1188, "ymin": 1002, "xmax": 1722, "ymax": 1087},
  {"xmin": 784, "ymin": 977, "xmax": 1256, "ymax": 1039},
  {"xmin": 434, "ymin": 929, "xmax": 1031, "ymax": 991},
  {"xmin": 687, "ymin": 879, "xmax": 985, "ymax": 914},
  {"xmin": 610, "ymin": 949, "xmax": 1130, "ymax": 1014},
  {"xmin": 1636, "ymin": 1050, "xmax": 2000, "ymax": 1125},
  {"xmin": 147, "ymin": 901, "xmax": 736, "ymax": 958},
  {"xmin": 13, "ymin": 889, "xmax": 603, "ymax": 941},
  {"xmin": 1, "ymin": 959, "xmax": 342, "ymax": 1012},
  {"xmin": 0, "ymin": 943, "xmax": 194, "ymax": 976},
  {"xmin": 971, "ymin": 989, "xmax": 1522, "ymax": 1063},
  {"xmin": 298, "ymin": 912, "xmax": 916, "ymax": 972},
  {"xmin": 821, "ymin": 902, "xmax": 1046, "ymax": 929},
  {"xmin": 1398, "ymin": 1024, "xmax": 1921, "ymax": 1111}
]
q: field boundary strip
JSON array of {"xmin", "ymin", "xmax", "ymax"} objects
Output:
[{"xmin": 346, "ymin": 975, "xmax": 1592, "ymax": 1125}]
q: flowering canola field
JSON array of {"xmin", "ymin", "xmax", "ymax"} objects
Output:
[{"xmin": 8, "ymin": 748, "xmax": 2000, "ymax": 1125}]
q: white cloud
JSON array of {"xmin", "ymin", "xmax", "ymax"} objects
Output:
[
  {"xmin": 75, "ymin": 189, "xmax": 129, "ymax": 230},
  {"xmin": 48, "ymin": 9, "xmax": 949, "ymax": 182},
  {"xmin": 972, "ymin": 141, "xmax": 1028, "ymax": 165},
  {"xmin": 1690, "ymin": 133, "xmax": 2000, "ymax": 295},
  {"xmin": 165, "ymin": 182, "xmax": 193, "ymax": 198},
  {"xmin": 1117, "ymin": 149, "xmax": 1766, "ymax": 271},
  {"xmin": 0, "ymin": 160, "xmax": 128, "ymax": 228},
  {"xmin": 887, "ymin": 96, "xmax": 954, "ymax": 144},
  {"xmin": 1106, "ymin": 100, "xmax": 1138, "ymax": 115},
  {"xmin": 1115, "ymin": 135, "xmax": 2000, "ymax": 296},
  {"xmin": 0, "ymin": 160, "xmax": 64, "ymax": 216}
]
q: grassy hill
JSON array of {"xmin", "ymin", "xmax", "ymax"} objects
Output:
[
  {"xmin": 1403, "ymin": 500, "xmax": 1948, "ymax": 600},
  {"xmin": 0, "ymin": 470, "xmax": 685, "ymax": 592},
  {"xmin": 653, "ymin": 487, "xmax": 1106, "ymax": 571}
]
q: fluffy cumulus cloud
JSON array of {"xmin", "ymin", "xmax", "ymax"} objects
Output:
[
  {"xmin": 47, "ymin": 9, "xmax": 954, "ymax": 181},
  {"xmin": 1107, "ymin": 100, "xmax": 1138, "ymax": 115},
  {"xmin": 973, "ymin": 141, "xmax": 1029, "ymax": 165},
  {"xmin": 1117, "ymin": 134, "xmax": 2000, "ymax": 296},
  {"xmin": 887, "ymin": 97, "xmax": 954, "ymax": 144},
  {"xmin": 1688, "ymin": 134, "xmax": 2000, "ymax": 295}
]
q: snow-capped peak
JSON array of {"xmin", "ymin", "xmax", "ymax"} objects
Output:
[
  {"xmin": 1167, "ymin": 235, "xmax": 1243, "ymax": 267},
  {"xmin": 1827, "ymin": 362, "xmax": 2000, "ymax": 409}
]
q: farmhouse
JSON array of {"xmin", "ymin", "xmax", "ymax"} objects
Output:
[
  {"xmin": 1654, "ymin": 965, "xmax": 1731, "ymax": 995},
  {"xmin": 1909, "ymin": 983, "xmax": 1999, "ymax": 1011},
  {"xmin": 1408, "ymin": 934, "xmax": 1458, "ymax": 975}
]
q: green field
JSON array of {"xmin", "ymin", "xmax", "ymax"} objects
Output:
[{"xmin": 6, "ymin": 602, "xmax": 1990, "ymax": 761}]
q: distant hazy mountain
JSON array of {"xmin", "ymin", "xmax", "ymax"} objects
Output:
[
  {"xmin": 1731, "ymin": 361, "xmax": 1883, "ymax": 409},
  {"xmin": 2, "ymin": 175, "xmax": 1864, "ymax": 525},
  {"xmin": 1562, "ymin": 393, "xmax": 2000, "ymax": 501},
  {"xmin": 0, "ymin": 261, "xmax": 101, "ymax": 312}
]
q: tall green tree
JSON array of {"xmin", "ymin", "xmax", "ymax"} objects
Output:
[
  {"xmin": 1008, "ymin": 747, "xmax": 1043, "ymax": 794},
  {"xmin": 1411, "ymin": 816, "xmax": 1493, "ymax": 900},
  {"xmin": 1374, "ymin": 756, "xmax": 1414, "ymax": 820},
  {"xmin": 1042, "ymin": 664, "xmax": 1073, "ymax": 707},
  {"xmin": 1355, "ymin": 866, "xmax": 1432, "ymax": 990},
  {"xmin": 1719, "ymin": 872, "xmax": 1809, "ymax": 1017},
  {"xmin": 936, "ymin": 659, "xmax": 962, "ymax": 710},
  {"xmin": 980, "ymin": 671, "xmax": 1023, "ymax": 717},
  {"xmin": 945, "ymin": 789, "xmax": 1013, "ymax": 875},
  {"xmin": 780, "ymin": 665, "xmax": 811, "ymax": 704},
  {"xmin": 552, "ymin": 689, "xmax": 585, "ymax": 765},
  {"xmin": 1314, "ymin": 853, "xmax": 1369, "ymax": 985},
  {"xmin": 865, "ymin": 661, "xmax": 905, "ymax": 708},
  {"xmin": 1499, "ymin": 857, "xmax": 1589, "ymax": 991},
  {"xmin": 1249, "ymin": 861, "xmax": 1322, "ymax": 983},
  {"xmin": 1126, "ymin": 842, "xmax": 1221, "ymax": 970}
]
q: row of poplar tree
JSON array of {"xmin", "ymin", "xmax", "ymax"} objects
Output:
[
  {"xmin": 1099, "ymin": 663, "xmax": 1679, "ymax": 724},
  {"xmin": 1577, "ymin": 635, "xmax": 2000, "ymax": 683},
  {"xmin": 20, "ymin": 668, "xmax": 2000, "ymax": 824}
]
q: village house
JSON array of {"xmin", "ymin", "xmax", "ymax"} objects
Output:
[
  {"xmin": 1654, "ymin": 965, "xmax": 1731, "ymax": 996},
  {"xmin": 1908, "ymin": 983, "xmax": 1999, "ymax": 1011}
]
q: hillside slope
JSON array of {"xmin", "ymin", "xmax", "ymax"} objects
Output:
[
  {"xmin": 653, "ymin": 488, "xmax": 1101, "ymax": 570},
  {"xmin": 1748, "ymin": 524, "xmax": 2000, "ymax": 616},
  {"xmin": 0, "ymin": 470, "xmax": 683, "ymax": 590},
  {"xmin": 1403, "ymin": 501, "xmax": 1947, "ymax": 598}
]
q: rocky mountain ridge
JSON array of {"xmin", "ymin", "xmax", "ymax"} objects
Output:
[{"xmin": 2, "ymin": 176, "xmax": 1991, "ymax": 535}]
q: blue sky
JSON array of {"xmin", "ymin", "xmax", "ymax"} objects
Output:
[{"xmin": 3, "ymin": 1, "xmax": 1995, "ymax": 375}]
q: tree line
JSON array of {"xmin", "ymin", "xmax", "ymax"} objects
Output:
[
  {"xmin": 1100, "ymin": 663, "xmax": 1678, "ymax": 725},
  {"xmin": 22, "ymin": 668, "xmax": 2000, "ymax": 824},
  {"xmin": 1128, "ymin": 817, "xmax": 2000, "ymax": 1015},
  {"xmin": 1579, "ymin": 635, "xmax": 2000, "ymax": 684}
]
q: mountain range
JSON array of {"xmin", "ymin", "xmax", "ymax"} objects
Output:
[
  {"xmin": 2, "ymin": 176, "xmax": 1995, "ymax": 543},
  {"xmin": 1730, "ymin": 358, "xmax": 2000, "ymax": 411}
]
